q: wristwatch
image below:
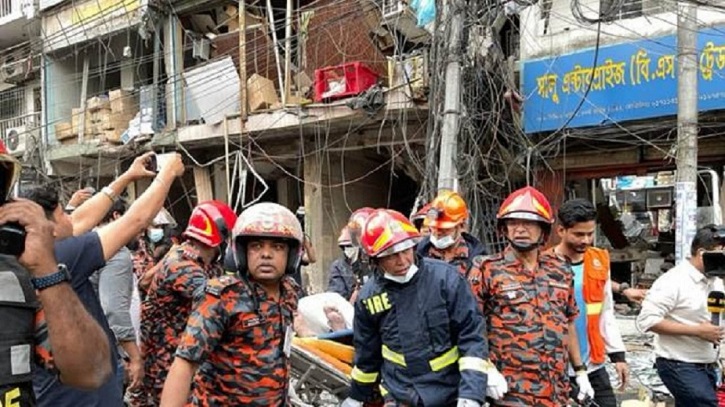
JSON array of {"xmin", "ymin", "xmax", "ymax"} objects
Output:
[{"xmin": 31, "ymin": 264, "xmax": 71, "ymax": 290}]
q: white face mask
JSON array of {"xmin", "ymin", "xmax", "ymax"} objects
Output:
[
  {"xmin": 343, "ymin": 247, "xmax": 359, "ymax": 263},
  {"xmin": 430, "ymin": 233, "xmax": 456, "ymax": 249},
  {"xmin": 147, "ymin": 228, "xmax": 164, "ymax": 243},
  {"xmin": 383, "ymin": 264, "xmax": 419, "ymax": 284}
]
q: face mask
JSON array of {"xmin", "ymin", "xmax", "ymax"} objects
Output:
[
  {"xmin": 343, "ymin": 247, "xmax": 358, "ymax": 263},
  {"xmin": 147, "ymin": 228, "xmax": 164, "ymax": 243},
  {"xmin": 430, "ymin": 233, "xmax": 456, "ymax": 250},
  {"xmin": 383, "ymin": 264, "xmax": 419, "ymax": 284}
]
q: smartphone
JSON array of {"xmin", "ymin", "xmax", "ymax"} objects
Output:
[{"xmin": 145, "ymin": 154, "xmax": 158, "ymax": 173}]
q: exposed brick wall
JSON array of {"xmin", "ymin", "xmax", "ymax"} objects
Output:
[
  {"xmin": 301, "ymin": 0, "xmax": 387, "ymax": 80},
  {"xmin": 212, "ymin": 27, "xmax": 280, "ymax": 87},
  {"xmin": 211, "ymin": 0, "xmax": 386, "ymax": 96}
]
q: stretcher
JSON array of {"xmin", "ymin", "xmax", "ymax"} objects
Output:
[{"xmin": 290, "ymin": 330, "xmax": 353, "ymax": 405}]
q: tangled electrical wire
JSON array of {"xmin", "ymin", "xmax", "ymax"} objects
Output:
[{"xmin": 572, "ymin": 0, "xmax": 626, "ymax": 23}]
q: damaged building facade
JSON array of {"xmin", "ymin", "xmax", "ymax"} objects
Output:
[{"xmin": 30, "ymin": 0, "xmax": 434, "ymax": 292}]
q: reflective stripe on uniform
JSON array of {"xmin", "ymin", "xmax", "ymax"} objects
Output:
[
  {"xmin": 379, "ymin": 385, "xmax": 389, "ymax": 396},
  {"xmin": 458, "ymin": 356, "xmax": 487, "ymax": 373},
  {"xmin": 429, "ymin": 346, "xmax": 459, "ymax": 372},
  {"xmin": 351, "ymin": 366, "xmax": 379, "ymax": 383},
  {"xmin": 382, "ymin": 344, "xmax": 407, "ymax": 367},
  {"xmin": 586, "ymin": 302, "xmax": 603, "ymax": 315}
]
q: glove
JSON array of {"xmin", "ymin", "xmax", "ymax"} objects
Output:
[
  {"xmin": 341, "ymin": 398, "xmax": 364, "ymax": 407},
  {"xmin": 484, "ymin": 363, "xmax": 508, "ymax": 400},
  {"xmin": 575, "ymin": 371, "xmax": 595, "ymax": 403},
  {"xmin": 456, "ymin": 399, "xmax": 481, "ymax": 407}
]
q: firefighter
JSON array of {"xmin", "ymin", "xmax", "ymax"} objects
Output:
[
  {"xmin": 327, "ymin": 226, "xmax": 362, "ymax": 300},
  {"xmin": 551, "ymin": 198, "xmax": 628, "ymax": 407},
  {"xmin": 417, "ymin": 191, "xmax": 486, "ymax": 277},
  {"xmin": 136, "ymin": 201, "xmax": 236, "ymax": 406},
  {"xmin": 345, "ymin": 207, "xmax": 376, "ymax": 302},
  {"xmin": 410, "ymin": 203, "xmax": 431, "ymax": 236},
  {"xmin": 467, "ymin": 186, "xmax": 594, "ymax": 406},
  {"xmin": 343, "ymin": 209, "xmax": 507, "ymax": 407},
  {"xmin": 160, "ymin": 202, "xmax": 304, "ymax": 406}
]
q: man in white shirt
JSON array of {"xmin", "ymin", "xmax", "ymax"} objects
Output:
[{"xmin": 637, "ymin": 225, "xmax": 725, "ymax": 406}]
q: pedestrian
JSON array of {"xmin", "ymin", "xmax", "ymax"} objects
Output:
[
  {"xmin": 89, "ymin": 199, "xmax": 145, "ymax": 395},
  {"xmin": 637, "ymin": 224, "xmax": 725, "ymax": 406},
  {"xmin": 160, "ymin": 202, "xmax": 304, "ymax": 405},
  {"xmin": 410, "ymin": 202, "xmax": 431, "ymax": 236},
  {"xmin": 136, "ymin": 201, "xmax": 236, "ymax": 406},
  {"xmin": 23, "ymin": 152, "xmax": 184, "ymax": 407},
  {"xmin": 343, "ymin": 209, "xmax": 506, "ymax": 407},
  {"xmin": 467, "ymin": 186, "xmax": 594, "ymax": 406},
  {"xmin": 417, "ymin": 190, "xmax": 486, "ymax": 277},
  {"xmin": 0, "ymin": 139, "xmax": 112, "ymax": 404},
  {"xmin": 551, "ymin": 198, "xmax": 628, "ymax": 407}
]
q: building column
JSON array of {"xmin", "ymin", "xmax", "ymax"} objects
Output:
[
  {"xmin": 164, "ymin": 15, "xmax": 185, "ymax": 128},
  {"xmin": 303, "ymin": 142, "xmax": 390, "ymax": 294}
]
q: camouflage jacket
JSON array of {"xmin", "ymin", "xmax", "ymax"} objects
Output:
[
  {"xmin": 467, "ymin": 247, "xmax": 578, "ymax": 407},
  {"xmin": 175, "ymin": 274, "xmax": 302, "ymax": 406},
  {"xmin": 138, "ymin": 243, "xmax": 221, "ymax": 405}
]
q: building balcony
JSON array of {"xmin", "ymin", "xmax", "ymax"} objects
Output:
[{"xmin": 0, "ymin": 0, "xmax": 38, "ymax": 49}]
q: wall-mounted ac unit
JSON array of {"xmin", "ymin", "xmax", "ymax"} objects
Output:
[
  {"xmin": 4, "ymin": 127, "xmax": 34, "ymax": 157},
  {"xmin": 380, "ymin": 0, "xmax": 430, "ymax": 44},
  {"xmin": 1, "ymin": 54, "xmax": 41, "ymax": 84}
]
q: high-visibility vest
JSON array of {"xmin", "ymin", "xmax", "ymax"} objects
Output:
[{"xmin": 582, "ymin": 247, "xmax": 609, "ymax": 365}]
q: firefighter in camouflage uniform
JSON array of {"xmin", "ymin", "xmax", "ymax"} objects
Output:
[
  {"xmin": 135, "ymin": 201, "xmax": 236, "ymax": 407},
  {"xmin": 160, "ymin": 202, "xmax": 304, "ymax": 406},
  {"xmin": 466, "ymin": 186, "xmax": 595, "ymax": 406},
  {"xmin": 416, "ymin": 191, "xmax": 486, "ymax": 278}
]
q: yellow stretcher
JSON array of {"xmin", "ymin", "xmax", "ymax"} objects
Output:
[{"xmin": 290, "ymin": 335, "xmax": 353, "ymax": 405}]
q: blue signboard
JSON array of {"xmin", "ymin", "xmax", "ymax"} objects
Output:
[{"xmin": 522, "ymin": 26, "xmax": 725, "ymax": 133}]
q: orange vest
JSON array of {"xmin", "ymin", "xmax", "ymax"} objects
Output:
[{"xmin": 582, "ymin": 247, "xmax": 609, "ymax": 365}]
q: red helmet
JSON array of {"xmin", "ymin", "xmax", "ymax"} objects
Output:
[
  {"xmin": 232, "ymin": 202, "xmax": 304, "ymax": 274},
  {"xmin": 0, "ymin": 140, "xmax": 20, "ymax": 200},
  {"xmin": 410, "ymin": 203, "xmax": 431, "ymax": 222},
  {"xmin": 361, "ymin": 209, "xmax": 420, "ymax": 258},
  {"xmin": 497, "ymin": 186, "xmax": 554, "ymax": 226},
  {"xmin": 338, "ymin": 226, "xmax": 352, "ymax": 246},
  {"xmin": 183, "ymin": 200, "xmax": 237, "ymax": 248},
  {"xmin": 347, "ymin": 207, "xmax": 375, "ymax": 247}
]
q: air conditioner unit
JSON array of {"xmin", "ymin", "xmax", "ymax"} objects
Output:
[
  {"xmin": 380, "ymin": 0, "xmax": 430, "ymax": 44},
  {"xmin": 4, "ymin": 127, "xmax": 33, "ymax": 157},
  {"xmin": 1, "ymin": 54, "xmax": 40, "ymax": 84}
]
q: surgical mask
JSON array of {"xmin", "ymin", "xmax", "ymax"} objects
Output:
[
  {"xmin": 343, "ymin": 247, "xmax": 358, "ymax": 263},
  {"xmin": 147, "ymin": 228, "xmax": 164, "ymax": 243},
  {"xmin": 383, "ymin": 264, "xmax": 419, "ymax": 284},
  {"xmin": 430, "ymin": 233, "xmax": 456, "ymax": 250}
]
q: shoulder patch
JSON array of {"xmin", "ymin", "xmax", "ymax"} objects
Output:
[{"xmin": 205, "ymin": 274, "xmax": 241, "ymax": 297}]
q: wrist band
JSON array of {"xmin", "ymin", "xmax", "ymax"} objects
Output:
[{"xmin": 101, "ymin": 186, "xmax": 118, "ymax": 203}]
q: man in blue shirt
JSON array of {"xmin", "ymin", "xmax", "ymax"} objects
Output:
[
  {"xmin": 551, "ymin": 199, "xmax": 628, "ymax": 407},
  {"xmin": 23, "ymin": 152, "xmax": 185, "ymax": 407}
]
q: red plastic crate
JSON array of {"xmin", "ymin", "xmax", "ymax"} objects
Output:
[{"xmin": 314, "ymin": 62, "xmax": 379, "ymax": 102}]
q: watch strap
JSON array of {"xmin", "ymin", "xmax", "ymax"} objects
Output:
[{"xmin": 31, "ymin": 264, "xmax": 70, "ymax": 290}]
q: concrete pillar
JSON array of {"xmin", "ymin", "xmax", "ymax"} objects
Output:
[
  {"xmin": 121, "ymin": 60, "xmax": 135, "ymax": 90},
  {"xmin": 276, "ymin": 177, "xmax": 297, "ymax": 209},
  {"xmin": 213, "ymin": 162, "xmax": 229, "ymax": 204},
  {"xmin": 303, "ymin": 143, "xmax": 389, "ymax": 294},
  {"xmin": 164, "ymin": 15, "xmax": 185, "ymax": 127}
]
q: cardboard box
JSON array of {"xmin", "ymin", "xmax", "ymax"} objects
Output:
[
  {"xmin": 109, "ymin": 89, "xmax": 137, "ymax": 115},
  {"xmin": 87, "ymin": 95, "xmax": 110, "ymax": 112},
  {"xmin": 101, "ymin": 129, "xmax": 124, "ymax": 144},
  {"xmin": 247, "ymin": 73, "xmax": 279, "ymax": 112},
  {"xmin": 71, "ymin": 108, "xmax": 84, "ymax": 135},
  {"xmin": 55, "ymin": 122, "xmax": 74, "ymax": 141}
]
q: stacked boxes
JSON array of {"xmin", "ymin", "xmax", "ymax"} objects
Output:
[{"xmin": 63, "ymin": 89, "xmax": 139, "ymax": 144}]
